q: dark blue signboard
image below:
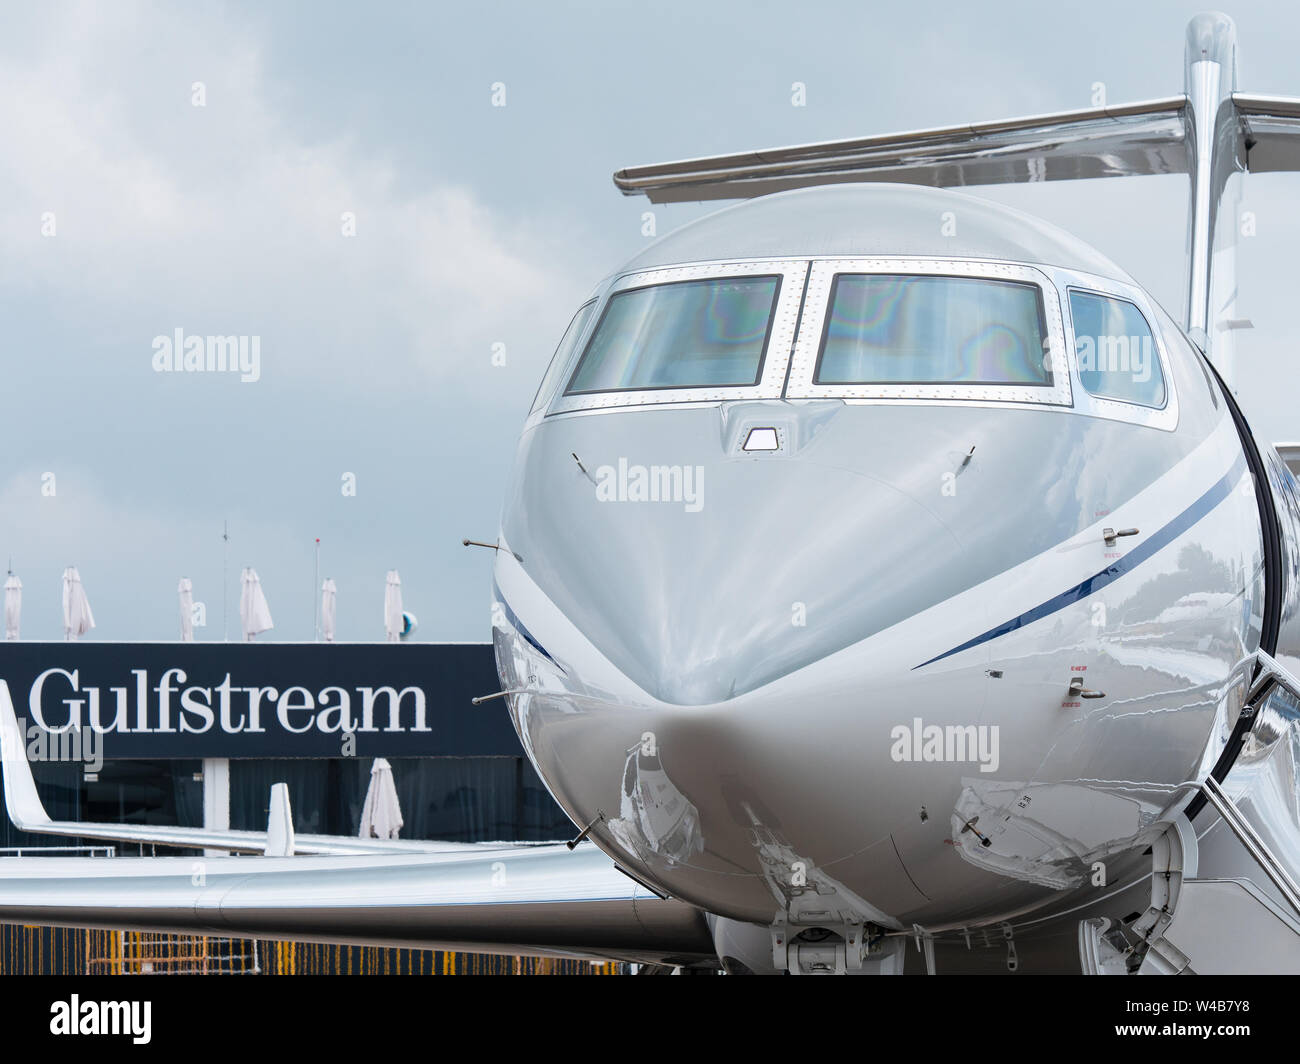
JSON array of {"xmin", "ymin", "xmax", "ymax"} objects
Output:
[{"xmin": 0, "ymin": 642, "xmax": 519, "ymax": 759}]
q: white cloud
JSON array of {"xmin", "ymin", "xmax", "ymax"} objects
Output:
[{"xmin": 0, "ymin": 0, "xmax": 579, "ymax": 397}]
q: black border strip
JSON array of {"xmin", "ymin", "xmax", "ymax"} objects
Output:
[{"xmin": 1185, "ymin": 349, "xmax": 1283, "ymax": 819}]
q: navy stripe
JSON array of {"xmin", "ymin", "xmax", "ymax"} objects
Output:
[
  {"xmin": 493, "ymin": 582, "xmax": 561, "ymax": 669},
  {"xmin": 913, "ymin": 456, "xmax": 1248, "ymax": 670}
]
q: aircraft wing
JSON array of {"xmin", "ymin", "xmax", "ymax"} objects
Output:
[
  {"xmin": 0, "ymin": 843, "xmax": 714, "ymax": 965},
  {"xmin": 613, "ymin": 96, "xmax": 1190, "ymax": 203},
  {"xmin": 1235, "ymin": 93, "xmax": 1300, "ymax": 172},
  {"xmin": 615, "ymin": 93, "xmax": 1300, "ymax": 204},
  {"xmin": 0, "ymin": 680, "xmax": 714, "ymax": 964}
]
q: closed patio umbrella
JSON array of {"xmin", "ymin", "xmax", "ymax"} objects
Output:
[
  {"xmin": 359, "ymin": 758, "xmax": 404, "ymax": 840},
  {"xmin": 62, "ymin": 567, "xmax": 95, "ymax": 641},
  {"xmin": 321, "ymin": 578, "xmax": 337, "ymax": 643},
  {"xmin": 239, "ymin": 568, "xmax": 273, "ymax": 641},
  {"xmin": 4, "ymin": 573, "xmax": 20, "ymax": 641},
  {"xmin": 178, "ymin": 578, "xmax": 194, "ymax": 642},
  {"xmin": 383, "ymin": 570, "xmax": 403, "ymax": 643}
]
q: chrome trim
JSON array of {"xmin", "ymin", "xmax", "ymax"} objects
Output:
[
  {"xmin": 547, "ymin": 260, "xmax": 810, "ymax": 414},
  {"xmin": 539, "ymin": 256, "xmax": 1180, "ymax": 430},
  {"xmin": 1184, "ymin": 13, "xmax": 1243, "ymax": 359},
  {"xmin": 784, "ymin": 258, "xmax": 1072, "ymax": 406}
]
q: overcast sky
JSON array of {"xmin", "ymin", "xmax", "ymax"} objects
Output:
[{"xmin": 2, "ymin": 0, "xmax": 1297, "ymax": 642}]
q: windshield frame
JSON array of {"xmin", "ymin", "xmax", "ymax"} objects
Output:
[
  {"xmin": 1053, "ymin": 266, "xmax": 1179, "ymax": 431},
  {"xmin": 546, "ymin": 259, "xmax": 810, "ymax": 414},
  {"xmin": 529, "ymin": 299, "xmax": 597, "ymax": 415},
  {"xmin": 785, "ymin": 258, "xmax": 1073, "ymax": 406}
]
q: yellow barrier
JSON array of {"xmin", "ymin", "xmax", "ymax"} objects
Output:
[{"xmin": 0, "ymin": 923, "xmax": 623, "ymax": 975}]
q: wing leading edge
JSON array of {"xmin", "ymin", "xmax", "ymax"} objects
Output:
[
  {"xmin": 0, "ymin": 681, "xmax": 714, "ymax": 964},
  {"xmin": 0, "ymin": 843, "xmax": 715, "ymax": 965},
  {"xmin": 614, "ymin": 93, "xmax": 1300, "ymax": 204},
  {"xmin": 613, "ymin": 97, "xmax": 1190, "ymax": 203}
]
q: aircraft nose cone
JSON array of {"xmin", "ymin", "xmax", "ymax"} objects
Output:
[{"xmin": 504, "ymin": 406, "xmax": 964, "ymax": 704}]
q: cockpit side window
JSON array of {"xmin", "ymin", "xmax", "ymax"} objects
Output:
[
  {"xmin": 564, "ymin": 275, "xmax": 781, "ymax": 395},
  {"xmin": 1068, "ymin": 289, "xmax": 1167, "ymax": 409},
  {"xmin": 530, "ymin": 300, "xmax": 595, "ymax": 414},
  {"xmin": 814, "ymin": 274, "xmax": 1051, "ymax": 386}
]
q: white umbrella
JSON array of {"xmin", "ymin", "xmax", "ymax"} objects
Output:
[
  {"xmin": 320, "ymin": 578, "xmax": 337, "ymax": 643},
  {"xmin": 383, "ymin": 570, "xmax": 403, "ymax": 643},
  {"xmin": 4, "ymin": 574, "xmax": 20, "ymax": 641},
  {"xmin": 62, "ymin": 567, "xmax": 95, "ymax": 641},
  {"xmin": 358, "ymin": 758, "xmax": 403, "ymax": 839},
  {"xmin": 178, "ymin": 577, "xmax": 194, "ymax": 642},
  {"xmin": 239, "ymin": 567, "xmax": 273, "ymax": 642}
]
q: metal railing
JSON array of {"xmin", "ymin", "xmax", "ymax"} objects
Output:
[
  {"xmin": 1188, "ymin": 650, "xmax": 1300, "ymax": 919},
  {"xmin": 87, "ymin": 933, "xmax": 261, "ymax": 975},
  {"xmin": 1198, "ymin": 775, "xmax": 1300, "ymax": 917}
]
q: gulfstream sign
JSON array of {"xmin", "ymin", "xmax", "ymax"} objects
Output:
[
  {"xmin": 0, "ymin": 643, "xmax": 516, "ymax": 758},
  {"xmin": 29, "ymin": 669, "xmax": 429, "ymax": 735}
]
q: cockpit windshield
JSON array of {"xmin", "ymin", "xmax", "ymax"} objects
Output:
[
  {"xmin": 530, "ymin": 299, "xmax": 595, "ymax": 414},
  {"xmin": 813, "ymin": 274, "xmax": 1051, "ymax": 386},
  {"xmin": 565, "ymin": 275, "xmax": 781, "ymax": 394}
]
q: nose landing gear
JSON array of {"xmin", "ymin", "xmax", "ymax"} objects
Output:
[{"xmin": 773, "ymin": 921, "xmax": 904, "ymax": 975}]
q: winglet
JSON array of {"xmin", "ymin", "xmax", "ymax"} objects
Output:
[{"xmin": 0, "ymin": 680, "xmax": 53, "ymax": 832}]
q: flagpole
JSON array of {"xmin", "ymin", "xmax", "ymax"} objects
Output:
[
  {"xmin": 221, "ymin": 520, "xmax": 229, "ymax": 643},
  {"xmin": 313, "ymin": 538, "xmax": 321, "ymax": 642}
]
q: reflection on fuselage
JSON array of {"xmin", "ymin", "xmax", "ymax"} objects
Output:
[{"xmin": 490, "ymin": 186, "xmax": 1291, "ymax": 945}]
